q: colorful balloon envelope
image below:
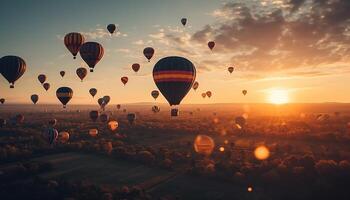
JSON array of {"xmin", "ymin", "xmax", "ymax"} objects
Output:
[
  {"xmin": 64, "ymin": 32, "xmax": 85, "ymax": 59},
  {"xmin": 76, "ymin": 67, "xmax": 88, "ymax": 81},
  {"xmin": 143, "ymin": 47, "xmax": 155, "ymax": 62},
  {"xmin": 0, "ymin": 56, "xmax": 26, "ymax": 88},
  {"xmin": 56, "ymin": 87, "xmax": 73, "ymax": 108},
  {"xmin": 89, "ymin": 129, "xmax": 98, "ymax": 137},
  {"xmin": 108, "ymin": 120, "xmax": 118, "ymax": 131},
  {"xmin": 31, "ymin": 94, "xmax": 39, "ymax": 104},
  {"xmin": 79, "ymin": 42, "xmax": 104, "ymax": 72},
  {"xmin": 132, "ymin": 63, "xmax": 140, "ymax": 72},
  {"xmin": 59, "ymin": 131, "xmax": 70, "ymax": 143},
  {"xmin": 194, "ymin": 135, "xmax": 215, "ymax": 156}
]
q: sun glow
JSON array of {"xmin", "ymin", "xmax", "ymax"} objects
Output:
[{"xmin": 268, "ymin": 89, "xmax": 289, "ymax": 105}]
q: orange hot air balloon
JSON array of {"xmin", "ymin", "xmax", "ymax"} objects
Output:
[
  {"xmin": 89, "ymin": 129, "xmax": 98, "ymax": 137},
  {"xmin": 192, "ymin": 81, "xmax": 199, "ymax": 91},
  {"xmin": 228, "ymin": 67, "xmax": 234, "ymax": 74},
  {"xmin": 143, "ymin": 47, "xmax": 154, "ymax": 62},
  {"xmin": 0, "ymin": 56, "xmax": 26, "ymax": 88},
  {"xmin": 254, "ymin": 146, "xmax": 270, "ymax": 160},
  {"xmin": 38, "ymin": 74, "xmax": 46, "ymax": 84},
  {"xmin": 208, "ymin": 41, "xmax": 215, "ymax": 50},
  {"xmin": 108, "ymin": 120, "xmax": 118, "ymax": 131},
  {"xmin": 43, "ymin": 83, "xmax": 50, "ymax": 91},
  {"xmin": 242, "ymin": 90, "xmax": 247, "ymax": 96},
  {"xmin": 79, "ymin": 42, "xmax": 104, "ymax": 72},
  {"xmin": 132, "ymin": 63, "xmax": 140, "ymax": 72},
  {"xmin": 89, "ymin": 88, "xmax": 97, "ymax": 98},
  {"xmin": 151, "ymin": 90, "xmax": 159, "ymax": 100},
  {"xmin": 59, "ymin": 131, "xmax": 70, "ymax": 143},
  {"xmin": 64, "ymin": 32, "xmax": 85, "ymax": 59},
  {"xmin": 60, "ymin": 71, "xmax": 65, "ymax": 77},
  {"xmin": 76, "ymin": 67, "xmax": 87, "ymax": 82},
  {"xmin": 121, "ymin": 76, "xmax": 128, "ymax": 85},
  {"xmin": 206, "ymin": 91, "xmax": 212, "ymax": 98},
  {"xmin": 201, "ymin": 93, "xmax": 206, "ymax": 98},
  {"xmin": 194, "ymin": 135, "xmax": 215, "ymax": 156}
]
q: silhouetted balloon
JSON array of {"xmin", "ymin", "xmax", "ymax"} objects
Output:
[
  {"xmin": 43, "ymin": 83, "xmax": 50, "ymax": 91},
  {"xmin": 59, "ymin": 131, "xmax": 69, "ymax": 143},
  {"xmin": 201, "ymin": 93, "xmax": 206, "ymax": 98},
  {"xmin": 127, "ymin": 113, "xmax": 136, "ymax": 125},
  {"xmin": 0, "ymin": 56, "xmax": 26, "ymax": 88},
  {"xmin": 153, "ymin": 56, "xmax": 196, "ymax": 116},
  {"xmin": 60, "ymin": 71, "xmax": 65, "ymax": 77},
  {"xmin": 181, "ymin": 18, "xmax": 187, "ymax": 26},
  {"xmin": 121, "ymin": 76, "xmax": 128, "ymax": 85},
  {"xmin": 143, "ymin": 47, "xmax": 154, "ymax": 62},
  {"xmin": 100, "ymin": 114, "xmax": 109, "ymax": 123},
  {"xmin": 44, "ymin": 127, "xmax": 58, "ymax": 145},
  {"xmin": 208, "ymin": 41, "xmax": 215, "ymax": 50},
  {"xmin": 192, "ymin": 81, "xmax": 199, "ymax": 91},
  {"xmin": 56, "ymin": 87, "xmax": 73, "ymax": 108},
  {"xmin": 116, "ymin": 104, "xmax": 121, "ymax": 110},
  {"xmin": 76, "ymin": 67, "xmax": 87, "ymax": 81},
  {"xmin": 89, "ymin": 110, "xmax": 99, "ymax": 122},
  {"xmin": 89, "ymin": 129, "xmax": 98, "ymax": 137},
  {"xmin": 98, "ymin": 98, "xmax": 105, "ymax": 110},
  {"xmin": 31, "ymin": 94, "xmax": 39, "ymax": 104},
  {"xmin": 206, "ymin": 91, "xmax": 212, "ymax": 98},
  {"xmin": 64, "ymin": 32, "xmax": 85, "ymax": 59},
  {"xmin": 0, "ymin": 98, "xmax": 4, "ymax": 104},
  {"xmin": 194, "ymin": 135, "xmax": 215, "ymax": 156},
  {"xmin": 132, "ymin": 63, "xmax": 140, "ymax": 72},
  {"xmin": 38, "ymin": 74, "xmax": 46, "ymax": 84},
  {"xmin": 89, "ymin": 88, "xmax": 97, "ymax": 98},
  {"xmin": 151, "ymin": 90, "xmax": 159, "ymax": 100},
  {"xmin": 15, "ymin": 114, "xmax": 24, "ymax": 124},
  {"xmin": 242, "ymin": 90, "xmax": 247, "ymax": 96},
  {"xmin": 79, "ymin": 42, "xmax": 104, "ymax": 72},
  {"xmin": 235, "ymin": 116, "xmax": 246, "ymax": 129},
  {"xmin": 152, "ymin": 105, "xmax": 160, "ymax": 113},
  {"xmin": 107, "ymin": 24, "xmax": 117, "ymax": 34},
  {"xmin": 48, "ymin": 119, "xmax": 57, "ymax": 127},
  {"xmin": 228, "ymin": 67, "xmax": 234, "ymax": 74},
  {"xmin": 103, "ymin": 96, "xmax": 111, "ymax": 105},
  {"xmin": 108, "ymin": 120, "xmax": 118, "ymax": 131}
]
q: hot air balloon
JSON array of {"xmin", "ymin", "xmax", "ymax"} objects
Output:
[
  {"xmin": 15, "ymin": 114, "xmax": 24, "ymax": 124},
  {"xmin": 116, "ymin": 104, "xmax": 121, "ymax": 110},
  {"xmin": 107, "ymin": 24, "xmax": 117, "ymax": 34},
  {"xmin": 89, "ymin": 110, "xmax": 99, "ymax": 122},
  {"xmin": 192, "ymin": 81, "xmax": 199, "ymax": 91},
  {"xmin": 152, "ymin": 105, "xmax": 160, "ymax": 113},
  {"xmin": 31, "ymin": 94, "xmax": 39, "ymax": 104},
  {"xmin": 100, "ymin": 114, "xmax": 109, "ymax": 123},
  {"xmin": 108, "ymin": 120, "xmax": 118, "ymax": 131},
  {"xmin": 0, "ymin": 56, "xmax": 26, "ymax": 88},
  {"xmin": 59, "ymin": 131, "xmax": 70, "ymax": 143},
  {"xmin": 79, "ymin": 42, "xmax": 104, "ymax": 72},
  {"xmin": 43, "ymin": 83, "xmax": 50, "ymax": 91},
  {"xmin": 208, "ymin": 41, "xmax": 215, "ymax": 51},
  {"xmin": 64, "ymin": 32, "xmax": 85, "ymax": 59},
  {"xmin": 38, "ymin": 74, "xmax": 46, "ymax": 85},
  {"xmin": 143, "ymin": 47, "xmax": 154, "ymax": 62},
  {"xmin": 242, "ymin": 90, "xmax": 247, "ymax": 96},
  {"xmin": 76, "ymin": 67, "xmax": 87, "ymax": 82},
  {"xmin": 235, "ymin": 116, "xmax": 246, "ymax": 129},
  {"xmin": 132, "ymin": 63, "xmax": 140, "ymax": 72},
  {"xmin": 89, "ymin": 88, "xmax": 97, "ymax": 98},
  {"xmin": 151, "ymin": 90, "xmax": 159, "ymax": 100},
  {"xmin": 201, "ymin": 93, "xmax": 206, "ymax": 98},
  {"xmin": 153, "ymin": 56, "xmax": 196, "ymax": 116},
  {"xmin": 228, "ymin": 67, "xmax": 234, "ymax": 74},
  {"xmin": 56, "ymin": 87, "xmax": 73, "ymax": 108},
  {"xmin": 89, "ymin": 129, "xmax": 98, "ymax": 137},
  {"xmin": 181, "ymin": 18, "xmax": 187, "ymax": 26},
  {"xmin": 127, "ymin": 113, "xmax": 136, "ymax": 125},
  {"xmin": 103, "ymin": 96, "xmax": 111, "ymax": 105},
  {"xmin": 121, "ymin": 76, "xmax": 128, "ymax": 85},
  {"xmin": 206, "ymin": 91, "xmax": 212, "ymax": 98},
  {"xmin": 0, "ymin": 119, "xmax": 6, "ymax": 127},
  {"xmin": 98, "ymin": 98, "xmax": 106, "ymax": 110},
  {"xmin": 60, "ymin": 71, "xmax": 65, "ymax": 77},
  {"xmin": 48, "ymin": 119, "xmax": 57, "ymax": 127},
  {"xmin": 44, "ymin": 127, "xmax": 58, "ymax": 145},
  {"xmin": 194, "ymin": 135, "xmax": 215, "ymax": 156},
  {"xmin": 0, "ymin": 98, "xmax": 4, "ymax": 104}
]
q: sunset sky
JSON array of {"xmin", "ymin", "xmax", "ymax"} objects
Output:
[{"xmin": 1, "ymin": 0, "xmax": 349, "ymax": 105}]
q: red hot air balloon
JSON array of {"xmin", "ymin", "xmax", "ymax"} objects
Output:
[
  {"xmin": 228, "ymin": 67, "xmax": 234, "ymax": 74},
  {"xmin": 107, "ymin": 24, "xmax": 117, "ymax": 34},
  {"xmin": 64, "ymin": 32, "xmax": 85, "ymax": 59},
  {"xmin": 56, "ymin": 87, "xmax": 73, "ymax": 108},
  {"xmin": 121, "ymin": 76, "xmax": 128, "ymax": 85},
  {"xmin": 76, "ymin": 67, "xmax": 87, "ymax": 82},
  {"xmin": 79, "ymin": 42, "xmax": 104, "ymax": 72},
  {"xmin": 43, "ymin": 83, "xmax": 50, "ymax": 91},
  {"xmin": 0, "ymin": 56, "xmax": 26, "ymax": 88},
  {"xmin": 208, "ymin": 41, "xmax": 215, "ymax": 51},
  {"xmin": 60, "ymin": 71, "xmax": 65, "ymax": 77},
  {"xmin": 153, "ymin": 56, "xmax": 196, "ymax": 116},
  {"xmin": 132, "ymin": 63, "xmax": 140, "ymax": 72},
  {"xmin": 38, "ymin": 74, "xmax": 46, "ymax": 85},
  {"xmin": 143, "ymin": 47, "xmax": 154, "ymax": 62},
  {"xmin": 151, "ymin": 90, "xmax": 159, "ymax": 100},
  {"xmin": 181, "ymin": 18, "xmax": 187, "ymax": 26},
  {"xmin": 192, "ymin": 81, "xmax": 199, "ymax": 91},
  {"xmin": 89, "ymin": 88, "xmax": 97, "ymax": 98},
  {"xmin": 31, "ymin": 94, "xmax": 39, "ymax": 104},
  {"xmin": 90, "ymin": 110, "xmax": 99, "ymax": 122}
]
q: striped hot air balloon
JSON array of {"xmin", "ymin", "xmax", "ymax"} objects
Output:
[
  {"xmin": 79, "ymin": 42, "xmax": 104, "ymax": 72},
  {"xmin": 56, "ymin": 87, "xmax": 73, "ymax": 108},
  {"xmin": 0, "ymin": 56, "xmax": 26, "ymax": 88},
  {"xmin": 64, "ymin": 32, "xmax": 85, "ymax": 59}
]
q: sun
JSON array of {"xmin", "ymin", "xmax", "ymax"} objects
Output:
[{"xmin": 268, "ymin": 89, "xmax": 289, "ymax": 105}]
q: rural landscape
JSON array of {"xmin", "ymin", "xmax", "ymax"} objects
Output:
[{"xmin": 1, "ymin": 0, "xmax": 350, "ymax": 199}]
